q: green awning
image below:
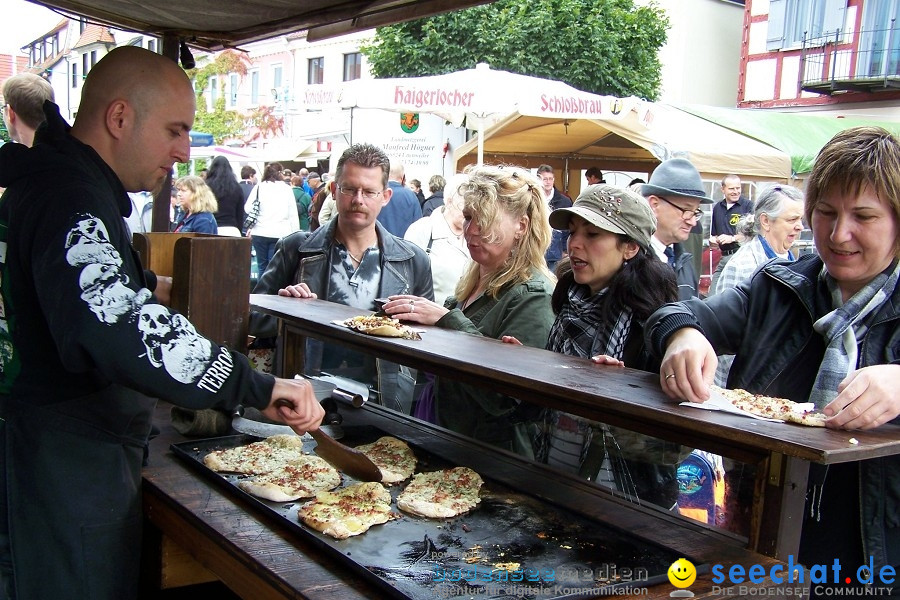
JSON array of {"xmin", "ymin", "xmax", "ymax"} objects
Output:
[{"xmin": 675, "ymin": 105, "xmax": 900, "ymax": 176}]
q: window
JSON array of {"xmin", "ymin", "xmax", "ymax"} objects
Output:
[
  {"xmin": 343, "ymin": 53, "xmax": 362, "ymax": 81},
  {"xmin": 209, "ymin": 75, "xmax": 218, "ymax": 106},
  {"xmin": 82, "ymin": 54, "xmax": 89, "ymax": 78},
  {"xmin": 229, "ymin": 73, "xmax": 238, "ymax": 107},
  {"xmin": 71, "ymin": 63, "xmax": 78, "ymax": 88},
  {"xmin": 271, "ymin": 65, "xmax": 284, "ymax": 103},
  {"xmin": 858, "ymin": 0, "xmax": 900, "ymax": 77},
  {"xmin": 147, "ymin": 39, "xmax": 156, "ymax": 53},
  {"xmin": 308, "ymin": 57, "xmax": 324, "ymax": 85},
  {"xmin": 90, "ymin": 50, "xmax": 98, "ymax": 67},
  {"xmin": 273, "ymin": 65, "xmax": 283, "ymax": 90},
  {"xmin": 250, "ymin": 70, "xmax": 260, "ymax": 104},
  {"xmin": 766, "ymin": 0, "xmax": 845, "ymax": 50}
]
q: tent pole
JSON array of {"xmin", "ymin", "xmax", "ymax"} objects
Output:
[
  {"xmin": 151, "ymin": 34, "xmax": 180, "ymax": 233},
  {"xmin": 477, "ymin": 116, "xmax": 484, "ymax": 166}
]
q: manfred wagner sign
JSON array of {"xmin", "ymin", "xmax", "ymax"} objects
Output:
[{"xmin": 351, "ymin": 108, "xmax": 466, "ymax": 181}]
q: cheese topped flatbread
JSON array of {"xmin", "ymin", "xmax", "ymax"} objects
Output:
[
  {"xmin": 785, "ymin": 409, "xmax": 828, "ymax": 427},
  {"xmin": 338, "ymin": 315, "xmax": 422, "ymax": 340},
  {"xmin": 397, "ymin": 467, "xmax": 484, "ymax": 519},
  {"xmin": 298, "ymin": 481, "xmax": 399, "ymax": 539},
  {"xmin": 203, "ymin": 434, "xmax": 306, "ymax": 475},
  {"xmin": 711, "ymin": 385, "xmax": 825, "ymax": 427},
  {"xmin": 356, "ymin": 436, "xmax": 417, "ymax": 484},
  {"xmin": 238, "ymin": 455, "xmax": 342, "ymax": 502}
]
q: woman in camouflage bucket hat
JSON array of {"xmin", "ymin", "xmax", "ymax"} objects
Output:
[{"xmin": 510, "ymin": 184, "xmax": 688, "ymax": 508}]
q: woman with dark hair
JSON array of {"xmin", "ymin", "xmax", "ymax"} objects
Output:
[
  {"xmin": 520, "ymin": 184, "xmax": 684, "ymax": 508},
  {"xmin": 245, "ymin": 162, "xmax": 300, "ymax": 275},
  {"xmin": 205, "ymin": 156, "xmax": 245, "ymax": 237}
]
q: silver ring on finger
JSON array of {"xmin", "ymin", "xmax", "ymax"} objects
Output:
[
  {"xmin": 410, "ymin": 302, "xmax": 415, "ymax": 313},
  {"xmin": 665, "ymin": 373, "xmax": 676, "ymax": 381}
]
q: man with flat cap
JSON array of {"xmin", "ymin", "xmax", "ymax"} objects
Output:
[{"xmin": 641, "ymin": 158, "xmax": 713, "ymax": 300}]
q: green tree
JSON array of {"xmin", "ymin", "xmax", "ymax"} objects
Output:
[
  {"xmin": 361, "ymin": 0, "xmax": 668, "ymax": 100},
  {"xmin": 0, "ymin": 118, "xmax": 10, "ymax": 143},
  {"xmin": 187, "ymin": 50, "xmax": 252, "ymax": 143},
  {"xmin": 188, "ymin": 49, "xmax": 285, "ymax": 145}
]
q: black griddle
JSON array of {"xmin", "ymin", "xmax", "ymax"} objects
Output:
[{"xmin": 171, "ymin": 427, "xmax": 705, "ymax": 599}]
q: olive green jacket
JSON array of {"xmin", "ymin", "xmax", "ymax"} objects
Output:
[{"xmin": 434, "ymin": 270, "xmax": 554, "ymax": 457}]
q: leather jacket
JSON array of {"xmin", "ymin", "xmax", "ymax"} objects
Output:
[
  {"xmin": 249, "ymin": 218, "xmax": 434, "ymax": 338},
  {"xmin": 646, "ymin": 253, "xmax": 900, "ymax": 571}
]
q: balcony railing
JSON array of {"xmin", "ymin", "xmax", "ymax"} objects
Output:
[{"xmin": 799, "ymin": 22, "xmax": 900, "ymax": 95}]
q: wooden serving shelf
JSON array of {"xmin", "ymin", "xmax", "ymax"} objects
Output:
[{"xmin": 251, "ymin": 295, "xmax": 900, "ymax": 559}]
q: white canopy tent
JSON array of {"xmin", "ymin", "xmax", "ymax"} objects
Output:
[
  {"xmin": 452, "ymin": 102, "xmax": 793, "ymax": 183},
  {"xmin": 306, "ymin": 64, "xmax": 639, "ymax": 165}
]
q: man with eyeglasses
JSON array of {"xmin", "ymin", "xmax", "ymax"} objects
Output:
[
  {"xmin": 642, "ymin": 158, "xmax": 713, "ymax": 300},
  {"xmin": 250, "ymin": 143, "xmax": 433, "ymax": 411}
]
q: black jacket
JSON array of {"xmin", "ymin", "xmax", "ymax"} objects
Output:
[
  {"xmin": 646, "ymin": 254, "xmax": 900, "ymax": 571},
  {"xmin": 422, "ymin": 191, "xmax": 444, "ymax": 217},
  {"xmin": 671, "ymin": 242, "xmax": 699, "ymax": 301},
  {"xmin": 249, "ymin": 218, "xmax": 434, "ymax": 339},
  {"xmin": 0, "ymin": 102, "xmax": 274, "ymax": 598}
]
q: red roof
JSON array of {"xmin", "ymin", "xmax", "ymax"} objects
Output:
[
  {"xmin": 0, "ymin": 54, "xmax": 31, "ymax": 86},
  {"xmin": 73, "ymin": 24, "xmax": 116, "ymax": 50}
]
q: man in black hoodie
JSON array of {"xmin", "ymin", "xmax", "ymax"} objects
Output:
[{"xmin": 0, "ymin": 46, "xmax": 324, "ymax": 600}]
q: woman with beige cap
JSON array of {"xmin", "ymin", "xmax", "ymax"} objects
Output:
[{"xmin": 509, "ymin": 184, "xmax": 685, "ymax": 508}]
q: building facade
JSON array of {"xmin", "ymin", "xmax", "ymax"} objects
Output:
[
  {"xmin": 741, "ymin": 0, "xmax": 900, "ymax": 117},
  {"xmin": 15, "ymin": 18, "xmax": 158, "ymax": 122}
]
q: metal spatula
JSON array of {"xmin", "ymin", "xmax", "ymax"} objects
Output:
[{"xmin": 274, "ymin": 399, "xmax": 382, "ymax": 482}]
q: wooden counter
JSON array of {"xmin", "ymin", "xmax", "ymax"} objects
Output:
[
  {"xmin": 250, "ymin": 295, "xmax": 900, "ymax": 559},
  {"xmin": 142, "ymin": 402, "xmax": 805, "ymax": 599}
]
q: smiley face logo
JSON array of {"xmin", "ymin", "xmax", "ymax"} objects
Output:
[{"xmin": 668, "ymin": 558, "xmax": 696, "ymax": 588}]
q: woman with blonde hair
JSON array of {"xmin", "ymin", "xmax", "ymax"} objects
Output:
[
  {"xmin": 383, "ymin": 165, "xmax": 555, "ymax": 457},
  {"xmin": 404, "ymin": 172, "xmax": 471, "ymax": 305},
  {"xmin": 173, "ymin": 175, "xmax": 218, "ymax": 234}
]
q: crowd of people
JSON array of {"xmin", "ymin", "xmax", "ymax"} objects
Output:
[{"xmin": 1, "ymin": 44, "xmax": 898, "ymax": 600}]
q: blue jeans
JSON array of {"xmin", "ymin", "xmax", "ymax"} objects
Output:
[{"xmin": 252, "ymin": 235, "xmax": 279, "ymax": 278}]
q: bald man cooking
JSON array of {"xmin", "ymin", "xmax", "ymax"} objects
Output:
[{"xmin": 0, "ymin": 46, "xmax": 324, "ymax": 599}]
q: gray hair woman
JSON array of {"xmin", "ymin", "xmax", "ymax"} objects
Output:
[
  {"xmin": 711, "ymin": 183, "xmax": 803, "ymax": 385},
  {"xmin": 713, "ymin": 184, "xmax": 804, "ymax": 296}
]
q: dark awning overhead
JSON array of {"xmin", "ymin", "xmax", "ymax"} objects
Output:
[{"xmin": 28, "ymin": 0, "xmax": 494, "ymax": 49}]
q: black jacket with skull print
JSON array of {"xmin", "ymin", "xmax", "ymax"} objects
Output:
[{"xmin": 0, "ymin": 101, "xmax": 273, "ymax": 413}]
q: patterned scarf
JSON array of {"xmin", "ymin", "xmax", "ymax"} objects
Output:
[
  {"xmin": 547, "ymin": 283, "xmax": 633, "ymax": 359},
  {"xmin": 809, "ymin": 260, "xmax": 900, "ymax": 408},
  {"xmin": 540, "ymin": 283, "xmax": 633, "ymax": 474}
]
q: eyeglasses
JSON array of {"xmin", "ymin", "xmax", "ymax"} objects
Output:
[
  {"xmin": 338, "ymin": 185, "xmax": 384, "ymax": 201},
  {"xmin": 658, "ymin": 196, "xmax": 703, "ymax": 221}
]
